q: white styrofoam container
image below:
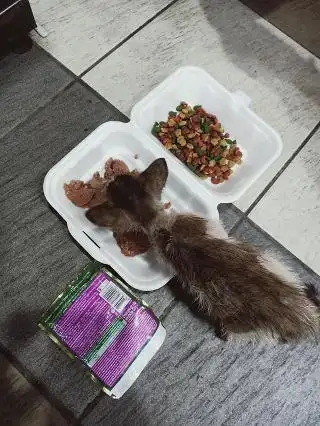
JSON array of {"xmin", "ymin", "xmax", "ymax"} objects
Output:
[{"xmin": 44, "ymin": 66, "xmax": 282, "ymax": 292}]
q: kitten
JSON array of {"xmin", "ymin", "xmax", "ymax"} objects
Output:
[{"xmin": 86, "ymin": 158, "xmax": 319, "ymax": 341}]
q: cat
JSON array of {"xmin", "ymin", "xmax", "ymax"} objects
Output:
[{"xmin": 86, "ymin": 158, "xmax": 319, "ymax": 341}]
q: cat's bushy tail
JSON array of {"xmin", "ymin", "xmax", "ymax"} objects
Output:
[{"xmin": 305, "ymin": 283, "xmax": 320, "ymax": 308}]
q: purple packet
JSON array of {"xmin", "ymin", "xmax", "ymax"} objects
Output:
[{"xmin": 39, "ymin": 262, "xmax": 166, "ymax": 398}]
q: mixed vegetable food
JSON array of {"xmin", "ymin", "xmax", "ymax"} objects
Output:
[{"xmin": 152, "ymin": 102, "xmax": 243, "ymax": 184}]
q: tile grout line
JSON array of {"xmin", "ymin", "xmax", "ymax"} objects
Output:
[
  {"xmin": 0, "ymin": 342, "xmax": 76, "ymax": 424},
  {"xmin": 0, "ymin": 79, "xmax": 76, "ymax": 142},
  {"xmin": 32, "ymin": 41, "xmax": 130, "ymax": 122},
  {"xmin": 223, "ymin": 203, "xmax": 247, "ymax": 236},
  {"xmin": 32, "ymin": 43, "xmax": 79, "ymax": 81},
  {"xmin": 76, "ymin": 391, "xmax": 105, "ymax": 424},
  {"xmin": 159, "ymin": 298, "xmax": 179, "ymax": 322},
  {"xmin": 0, "ymin": 73, "xmax": 128, "ymax": 143},
  {"xmin": 77, "ymin": 79, "xmax": 128, "ymax": 121},
  {"xmin": 78, "ymin": 0, "xmax": 181, "ymax": 78},
  {"xmin": 229, "ymin": 118, "xmax": 320, "ymax": 270},
  {"xmin": 33, "ymin": 0, "xmax": 180, "ymax": 81},
  {"xmin": 244, "ymin": 120, "xmax": 320, "ymax": 217},
  {"xmin": 1, "ymin": 35, "xmax": 82, "ymax": 141},
  {"xmin": 227, "ymin": 214, "xmax": 246, "ymax": 237},
  {"xmin": 28, "ymin": 0, "xmax": 183, "ymax": 140}
]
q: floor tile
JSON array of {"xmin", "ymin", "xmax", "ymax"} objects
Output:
[
  {"xmin": 218, "ymin": 203, "xmax": 243, "ymax": 234},
  {"xmin": 30, "ymin": 0, "xmax": 174, "ymax": 74},
  {"xmin": 241, "ymin": 0, "xmax": 320, "ymax": 57},
  {"xmin": 0, "ymin": 354, "xmax": 69, "ymax": 426},
  {"xmin": 0, "ymin": 82, "xmax": 172, "ymax": 416},
  {"xmin": 0, "ymin": 45, "xmax": 71, "ymax": 139},
  {"xmin": 83, "ymin": 223, "xmax": 320, "ymax": 426},
  {"xmin": 249, "ymin": 128, "xmax": 320, "ymax": 275},
  {"xmin": 232, "ymin": 217, "xmax": 320, "ymax": 287},
  {"xmin": 83, "ymin": 0, "xmax": 320, "ymax": 210}
]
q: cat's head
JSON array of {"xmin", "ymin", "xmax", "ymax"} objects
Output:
[{"xmin": 86, "ymin": 158, "xmax": 168, "ymax": 227}]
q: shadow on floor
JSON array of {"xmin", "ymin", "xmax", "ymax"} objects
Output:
[
  {"xmin": 199, "ymin": 0, "xmax": 320, "ymax": 106},
  {"xmin": 0, "ymin": 354, "xmax": 65, "ymax": 426},
  {"xmin": 240, "ymin": 0, "xmax": 290, "ymax": 14},
  {"xmin": 0, "ymin": 310, "xmax": 71, "ymax": 425},
  {"xmin": 239, "ymin": 0, "xmax": 320, "ymax": 57},
  {"xmin": 3, "ymin": 310, "xmax": 42, "ymax": 349}
]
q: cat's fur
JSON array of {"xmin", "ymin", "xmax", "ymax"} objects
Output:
[{"xmin": 86, "ymin": 158, "xmax": 319, "ymax": 341}]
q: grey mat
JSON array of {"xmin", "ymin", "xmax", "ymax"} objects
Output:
[
  {"xmin": 0, "ymin": 81, "xmax": 125, "ymax": 416},
  {"xmin": 0, "ymin": 46, "xmax": 72, "ymax": 139},
  {"xmin": 0, "ymin": 78, "xmax": 181, "ymax": 417},
  {"xmin": 82, "ymin": 218, "xmax": 320, "ymax": 426}
]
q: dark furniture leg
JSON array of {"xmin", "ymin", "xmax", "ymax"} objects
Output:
[{"xmin": 0, "ymin": 0, "xmax": 36, "ymax": 56}]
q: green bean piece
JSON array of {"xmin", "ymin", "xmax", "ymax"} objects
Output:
[{"xmin": 203, "ymin": 123, "xmax": 209, "ymax": 133}]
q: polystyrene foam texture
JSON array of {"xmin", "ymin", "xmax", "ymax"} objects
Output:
[
  {"xmin": 131, "ymin": 66, "xmax": 282, "ymax": 202},
  {"xmin": 44, "ymin": 122, "xmax": 219, "ymax": 291},
  {"xmin": 44, "ymin": 67, "xmax": 282, "ymax": 291}
]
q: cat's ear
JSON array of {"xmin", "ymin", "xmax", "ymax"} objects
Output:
[
  {"xmin": 139, "ymin": 158, "xmax": 168, "ymax": 199},
  {"xmin": 85, "ymin": 202, "xmax": 121, "ymax": 227}
]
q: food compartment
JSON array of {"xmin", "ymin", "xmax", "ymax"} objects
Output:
[
  {"xmin": 44, "ymin": 122, "xmax": 219, "ymax": 290},
  {"xmin": 131, "ymin": 66, "xmax": 282, "ymax": 202}
]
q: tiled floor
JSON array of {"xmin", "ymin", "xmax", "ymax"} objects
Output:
[
  {"xmin": 30, "ymin": 0, "xmax": 175, "ymax": 74},
  {"xmin": 1, "ymin": 0, "xmax": 320, "ymax": 424},
  {"xmin": 250, "ymin": 127, "xmax": 320, "ymax": 275},
  {"xmin": 0, "ymin": 46, "xmax": 71, "ymax": 138}
]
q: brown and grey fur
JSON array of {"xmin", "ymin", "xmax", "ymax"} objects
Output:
[{"xmin": 86, "ymin": 158, "xmax": 319, "ymax": 341}]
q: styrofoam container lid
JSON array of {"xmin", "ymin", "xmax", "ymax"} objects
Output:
[
  {"xmin": 132, "ymin": 66, "xmax": 282, "ymax": 203},
  {"xmin": 44, "ymin": 66, "xmax": 282, "ymax": 291}
]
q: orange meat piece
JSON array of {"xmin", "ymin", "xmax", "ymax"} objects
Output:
[
  {"xmin": 113, "ymin": 231, "xmax": 151, "ymax": 257},
  {"xmin": 64, "ymin": 158, "xmax": 152, "ymax": 257}
]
